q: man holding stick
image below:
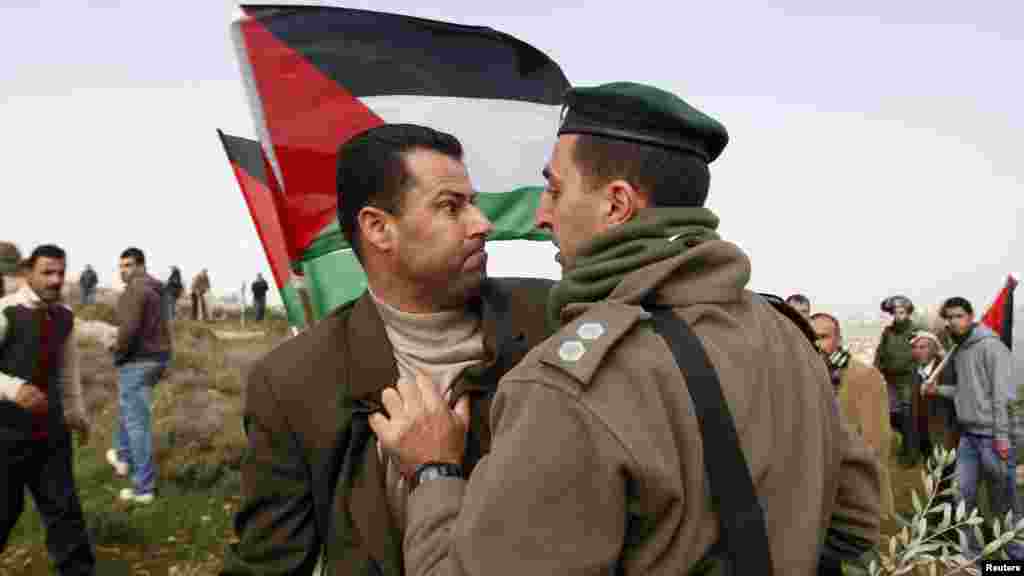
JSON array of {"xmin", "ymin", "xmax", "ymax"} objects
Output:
[{"xmin": 926, "ymin": 296, "xmax": 1021, "ymax": 559}]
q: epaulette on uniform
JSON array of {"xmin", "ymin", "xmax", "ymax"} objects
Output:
[{"xmin": 539, "ymin": 301, "xmax": 651, "ymax": 391}]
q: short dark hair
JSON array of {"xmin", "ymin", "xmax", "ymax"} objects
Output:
[
  {"xmin": 27, "ymin": 244, "xmax": 66, "ymax": 269},
  {"xmin": 337, "ymin": 124, "xmax": 464, "ymax": 260},
  {"xmin": 572, "ymin": 134, "xmax": 711, "ymax": 207},
  {"xmin": 941, "ymin": 296, "xmax": 974, "ymax": 318},
  {"xmin": 810, "ymin": 312, "xmax": 842, "ymax": 341},
  {"xmin": 786, "ymin": 294, "xmax": 810, "ymax": 307},
  {"xmin": 120, "ymin": 247, "xmax": 145, "ymax": 265}
]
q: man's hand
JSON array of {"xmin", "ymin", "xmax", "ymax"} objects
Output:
[
  {"xmin": 14, "ymin": 384, "xmax": 47, "ymax": 414},
  {"xmin": 994, "ymin": 438, "xmax": 1010, "ymax": 461},
  {"xmin": 368, "ymin": 369, "xmax": 470, "ymax": 479},
  {"xmin": 924, "ymin": 381, "xmax": 938, "ymax": 396}
]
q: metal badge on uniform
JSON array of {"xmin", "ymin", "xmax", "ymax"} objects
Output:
[
  {"xmin": 558, "ymin": 340, "xmax": 586, "ymax": 363},
  {"xmin": 576, "ymin": 322, "xmax": 605, "ymax": 341}
]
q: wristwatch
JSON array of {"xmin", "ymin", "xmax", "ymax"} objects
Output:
[{"xmin": 411, "ymin": 462, "xmax": 464, "ymax": 491}]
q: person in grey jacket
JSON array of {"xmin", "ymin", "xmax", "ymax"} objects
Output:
[{"xmin": 927, "ymin": 296, "xmax": 1021, "ymax": 558}]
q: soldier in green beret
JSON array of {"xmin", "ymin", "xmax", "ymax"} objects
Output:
[{"xmin": 371, "ymin": 82, "xmax": 881, "ymax": 575}]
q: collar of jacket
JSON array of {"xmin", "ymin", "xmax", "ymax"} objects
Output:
[{"xmin": 346, "ymin": 279, "xmax": 523, "ymax": 411}]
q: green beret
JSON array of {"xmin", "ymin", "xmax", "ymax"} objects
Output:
[{"xmin": 558, "ymin": 82, "xmax": 729, "ymax": 163}]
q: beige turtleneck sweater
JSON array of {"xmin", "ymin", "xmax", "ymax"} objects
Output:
[{"xmin": 369, "ymin": 289, "xmax": 486, "ymax": 527}]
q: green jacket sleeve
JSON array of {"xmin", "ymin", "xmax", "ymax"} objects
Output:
[{"xmin": 221, "ymin": 363, "xmax": 320, "ymax": 575}]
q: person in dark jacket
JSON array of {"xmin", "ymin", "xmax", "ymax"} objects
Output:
[
  {"xmin": 78, "ymin": 265, "xmax": 98, "ymax": 306},
  {"xmin": 163, "ymin": 266, "xmax": 183, "ymax": 321},
  {"xmin": 875, "ymin": 294, "xmax": 920, "ymax": 466},
  {"xmin": 250, "ymin": 273, "xmax": 269, "ymax": 321},
  {"xmin": 0, "ymin": 244, "xmax": 94, "ymax": 575},
  {"xmin": 105, "ymin": 247, "xmax": 172, "ymax": 504}
]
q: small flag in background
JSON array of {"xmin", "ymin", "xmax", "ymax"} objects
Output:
[{"xmin": 981, "ymin": 274, "xmax": 1018, "ymax": 350}]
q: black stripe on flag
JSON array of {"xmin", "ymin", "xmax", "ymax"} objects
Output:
[
  {"xmin": 240, "ymin": 5, "xmax": 569, "ymax": 104},
  {"xmin": 217, "ymin": 130, "xmax": 267, "ymax": 185}
]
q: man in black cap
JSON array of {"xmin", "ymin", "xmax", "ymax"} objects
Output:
[{"xmin": 370, "ymin": 82, "xmax": 880, "ymax": 575}]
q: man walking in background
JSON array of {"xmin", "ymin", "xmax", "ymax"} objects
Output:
[
  {"xmin": 78, "ymin": 264, "xmax": 98, "ymax": 306},
  {"xmin": 250, "ymin": 273, "xmax": 269, "ymax": 322},
  {"xmin": 0, "ymin": 244, "xmax": 94, "ymax": 575},
  {"xmin": 191, "ymin": 268, "xmax": 211, "ymax": 322},
  {"xmin": 106, "ymin": 247, "xmax": 172, "ymax": 504}
]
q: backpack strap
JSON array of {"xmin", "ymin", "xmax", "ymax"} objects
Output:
[{"xmin": 644, "ymin": 305, "xmax": 773, "ymax": 576}]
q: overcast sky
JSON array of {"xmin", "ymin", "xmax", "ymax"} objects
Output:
[{"xmin": 2, "ymin": 0, "xmax": 1020, "ymax": 319}]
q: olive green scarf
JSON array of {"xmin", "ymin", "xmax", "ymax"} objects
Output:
[{"xmin": 547, "ymin": 206, "xmax": 720, "ymax": 327}]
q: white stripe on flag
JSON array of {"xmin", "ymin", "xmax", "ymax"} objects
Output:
[
  {"xmin": 485, "ymin": 240, "xmax": 561, "ymax": 281},
  {"xmin": 360, "ymin": 96, "xmax": 562, "ymax": 193}
]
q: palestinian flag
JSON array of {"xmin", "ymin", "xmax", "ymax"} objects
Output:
[
  {"xmin": 217, "ymin": 129, "xmax": 309, "ymax": 328},
  {"xmin": 981, "ymin": 274, "xmax": 1018, "ymax": 350},
  {"xmin": 231, "ymin": 4, "xmax": 568, "ymax": 319}
]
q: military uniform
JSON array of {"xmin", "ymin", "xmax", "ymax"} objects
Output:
[
  {"xmin": 221, "ymin": 277, "xmax": 553, "ymax": 575},
  {"xmin": 400, "ymin": 83, "xmax": 880, "ymax": 575}
]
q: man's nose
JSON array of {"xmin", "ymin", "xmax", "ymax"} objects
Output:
[{"xmin": 468, "ymin": 204, "xmax": 494, "ymax": 237}]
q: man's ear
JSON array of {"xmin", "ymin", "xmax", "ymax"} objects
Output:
[
  {"xmin": 603, "ymin": 179, "xmax": 648, "ymax": 227},
  {"xmin": 357, "ymin": 206, "xmax": 395, "ymax": 254}
]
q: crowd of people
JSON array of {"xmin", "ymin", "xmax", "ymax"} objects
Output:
[
  {"xmin": 0, "ymin": 81, "xmax": 1019, "ymax": 575},
  {"xmin": 791, "ymin": 291, "xmax": 1022, "ymax": 560}
]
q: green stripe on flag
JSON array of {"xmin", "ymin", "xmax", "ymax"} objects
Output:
[
  {"xmin": 300, "ymin": 249, "xmax": 367, "ymax": 321},
  {"xmin": 279, "ymin": 281, "xmax": 308, "ymax": 329},
  {"xmin": 477, "ymin": 187, "xmax": 550, "ymax": 242}
]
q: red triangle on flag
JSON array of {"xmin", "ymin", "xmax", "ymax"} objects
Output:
[{"xmin": 238, "ymin": 12, "xmax": 384, "ymax": 260}]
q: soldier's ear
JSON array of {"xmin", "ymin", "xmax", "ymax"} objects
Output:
[{"xmin": 602, "ymin": 179, "xmax": 647, "ymax": 227}]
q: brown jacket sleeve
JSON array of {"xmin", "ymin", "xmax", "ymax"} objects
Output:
[
  {"xmin": 828, "ymin": 412, "xmax": 882, "ymax": 553},
  {"xmin": 404, "ymin": 379, "xmax": 630, "ymax": 576},
  {"xmin": 115, "ymin": 279, "xmax": 145, "ymax": 354},
  {"xmin": 221, "ymin": 363, "xmax": 320, "ymax": 575}
]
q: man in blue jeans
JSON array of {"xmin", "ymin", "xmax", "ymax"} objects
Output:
[
  {"xmin": 928, "ymin": 296, "xmax": 1021, "ymax": 559},
  {"xmin": 106, "ymin": 247, "xmax": 171, "ymax": 504}
]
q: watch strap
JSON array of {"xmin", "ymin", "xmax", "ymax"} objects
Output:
[{"xmin": 411, "ymin": 462, "xmax": 464, "ymax": 491}]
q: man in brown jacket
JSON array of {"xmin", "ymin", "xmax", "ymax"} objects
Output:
[
  {"xmin": 370, "ymin": 83, "xmax": 881, "ymax": 575},
  {"xmin": 221, "ymin": 124, "xmax": 555, "ymax": 575},
  {"xmin": 812, "ymin": 312, "xmax": 894, "ymax": 520},
  {"xmin": 106, "ymin": 247, "xmax": 172, "ymax": 504}
]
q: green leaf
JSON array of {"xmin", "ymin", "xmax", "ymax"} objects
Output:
[
  {"xmin": 912, "ymin": 490, "xmax": 923, "ymax": 514},
  {"xmin": 974, "ymin": 525, "xmax": 986, "ymax": 546},
  {"xmin": 982, "ymin": 539, "xmax": 1002, "ymax": 557},
  {"xmin": 967, "ymin": 516, "xmax": 984, "ymax": 526},
  {"xmin": 956, "ymin": 500, "xmax": 966, "ymax": 522},
  {"xmin": 995, "ymin": 516, "xmax": 1003, "ymax": 538}
]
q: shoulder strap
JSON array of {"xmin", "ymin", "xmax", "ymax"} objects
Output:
[
  {"xmin": 758, "ymin": 292, "xmax": 818, "ymax": 347},
  {"xmin": 645, "ymin": 306, "xmax": 773, "ymax": 576}
]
